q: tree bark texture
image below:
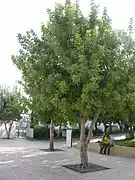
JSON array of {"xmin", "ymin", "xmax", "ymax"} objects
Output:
[
  {"xmin": 86, "ymin": 109, "xmax": 100, "ymax": 145},
  {"xmin": 4, "ymin": 121, "xmax": 13, "ymax": 139},
  {"xmin": 80, "ymin": 118, "xmax": 88, "ymax": 168},
  {"xmin": 50, "ymin": 120, "xmax": 54, "ymax": 151},
  {"xmin": 80, "ymin": 110, "xmax": 100, "ymax": 169},
  {"xmin": 58, "ymin": 124, "xmax": 62, "ymax": 138},
  {"xmin": 109, "ymin": 122, "xmax": 112, "ymax": 133}
]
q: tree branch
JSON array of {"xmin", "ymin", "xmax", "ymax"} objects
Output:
[{"xmin": 86, "ymin": 109, "xmax": 100, "ymax": 145}]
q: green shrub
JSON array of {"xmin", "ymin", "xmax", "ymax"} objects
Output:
[
  {"xmin": 72, "ymin": 128, "xmax": 103, "ymax": 138},
  {"xmin": 34, "ymin": 125, "xmax": 57, "ymax": 140},
  {"xmin": 34, "ymin": 125, "xmax": 50, "ymax": 140},
  {"xmin": 72, "ymin": 129, "xmax": 80, "ymax": 138}
]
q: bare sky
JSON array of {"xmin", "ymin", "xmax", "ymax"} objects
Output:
[{"xmin": 0, "ymin": 0, "xmax": 135, "ymax": 87}]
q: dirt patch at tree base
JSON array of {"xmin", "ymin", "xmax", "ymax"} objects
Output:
[
  {"xmin": 63, "ymin": 163, "xmax": 110, "ymax": 173},
  {"xmin": 40, "ymin": 148, "xmax": 65, "ymax": 152}
]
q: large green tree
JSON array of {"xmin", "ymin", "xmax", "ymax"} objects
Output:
[{"xmin": 12, "ymin": 1, "xmax": 135, "ymax": 168}]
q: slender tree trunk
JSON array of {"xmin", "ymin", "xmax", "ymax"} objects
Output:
[
  {"xmin": 118, "ymin": 121, "xmax": 122, "ymax": 132},
  {"xmin": 78, "ymin": 118, "xmax": 81, "ymax": 133},
  {"xmin": 58, "ymin": 124, "xmax": 61, "ymax": 138},
  {"xmin": 4, "ymin": 123, "xmax": 8, "ymax": 138},
  {"xmin": 4, "ymin": 121, "xmax": 13, "ymax": 139},
  {"xmin": 7, "ymin": 122, "xmax": 13, "ymax": 139},
  {"xmin": 95, "ymin": 122, "xmax": 98, "ymax": 135},
  {"xmin": 109, "ymin": 122, "xmax": 112, "ymax": 133},
  {"xmin": 80, "ymin": 118, "xmax": 88, "ymax": 168},
  {"xmin": 103, "ymin": 123, "xmax": 107, "ymax": 134},
  {"xmin": 17, "ymin": 128, "xmax": 19, "ymax": 137},
  {"xmin": 86, "ymin": 110, "xmax": 100, "ymax": 145},
  {"xmin": 79, "ymin": 110, "xmax": 100, "ymax": 169},
  {"xmin": 50, "ymin": 120, "xmax": 54, "ymax": 151}
]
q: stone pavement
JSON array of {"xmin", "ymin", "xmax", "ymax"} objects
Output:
[{"xmin": 0, "ymin": 139, "xmax": 135, "ymax": 180}]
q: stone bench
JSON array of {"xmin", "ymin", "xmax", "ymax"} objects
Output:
[{"xmin": 76, "ymin": 141, "xmax": 135, "ymax": 158}]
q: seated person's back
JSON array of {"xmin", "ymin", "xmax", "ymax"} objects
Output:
[{"xmin": 109, "ymin": 136, "xmax": 115, "ymax": 146}]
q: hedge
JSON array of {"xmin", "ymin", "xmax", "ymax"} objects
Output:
[
  {"xmin": 34, "ymin": 125, "xmax": 50, "ymax": 140},
  {"xmin": 33, "ymin": 126, "xmax": 104, "ymax": 140}
]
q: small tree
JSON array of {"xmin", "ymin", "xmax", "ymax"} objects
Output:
[{"xmin": 0, "ymin": 86, "xmax": 23, "ymax": 139}]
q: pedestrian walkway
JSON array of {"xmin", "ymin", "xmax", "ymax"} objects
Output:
[{"xmin": 0, "ymin": 139, "xmax": 134, "ymax": 180}]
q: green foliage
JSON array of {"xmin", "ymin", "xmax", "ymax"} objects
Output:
[
  {"xmin": 72, "ymin": 128, "xmax": 80, "ymax": 138},
  {"xmin": 34, "ymin": 125, "xmax": 50, "ymax": 140},
  {"xmin": 115, "ymin": 139, "xmax": 135, "ymax": 148},
  {"xmin": 0, "ymin": 85, "xmax": 24, "ymax": 123},
  {"xmin": 12, "ymin": 1, "xmax": 135, "ymax": 126},
  {"xmin": 34, "ymin": 125, "xmax": 58, "ymax": 140}
]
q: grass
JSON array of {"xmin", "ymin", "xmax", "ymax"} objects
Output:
[{"xmin": 115, "ymin": 139, "xmax": 135, "ymax": 148}]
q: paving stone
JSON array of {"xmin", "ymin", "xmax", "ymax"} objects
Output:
[{"xmin": 0, "ymin": 139, "xmax": 135, "ymax": 180}]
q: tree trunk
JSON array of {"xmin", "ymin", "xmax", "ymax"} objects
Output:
[
  {"xmin": 8, "ymin": 122, "xmax": 13, "ymax": 138},
  {"xmin": 103, "ymin": 123, "xmax": 107, "ymax": 134},
  {"xmin": 79, "ymin": 110, "xmax": 100, "ymax": 169},
  {"xmin": 50, "ymin": 120, "xmax": 54, "ymax": 151},
  {"xmin": 4, "ymin": 121, "xmax": 13, "ymax": 139},
  {"xmin": 78, "ymin": 118, "xmax": 81, "ymax": 133},
  {"xmin": 80, "ymin": 118, "xmax": 88, "ymax": 168},
  {"xmin": 95, "ymin": 122, "xmax": 98, "ymax": 132},
  {"xmin": 86, "ymin": 110, "xmax": 100, "ymax": 145},
  {"xmin": 4, "ymin": 123, "xmax": 8, "ymax": 138},
  {"xmin": 118, "ymin": 121, "xmax": 123, "ymax": 132},
  {"xmin": 109, "ymin": 122, "xmax": 112, "ymax": 133},
  {"xmin": 58, "ymin": 124, "xmax": 62, "ymax": 138},
  {"xmin": 17, "ymin": 128, "xmax": 19, "ymax": 137},
  {"xmin": 80, "ymin": 143, "xmax": 88, "ymax": 168},
  {"xmin": 7, "ymin": 132, "xmax": 10, "ymax": 139}
]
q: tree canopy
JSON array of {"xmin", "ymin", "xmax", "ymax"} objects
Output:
[
  {"xmin": 12, "ymin": 1, "xmax": 135, "ymax": 125},
  {"xmin": 0, "ymin": 85, "xmax": 24, "ymax": 122}
]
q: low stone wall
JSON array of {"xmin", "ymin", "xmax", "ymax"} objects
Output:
[{"xmin": 76, "ymin": 141, "xmax": 135, "ymax": 158}]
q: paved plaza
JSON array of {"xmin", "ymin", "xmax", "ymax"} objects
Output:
[{"xmin": 0, "ymin": 139, "xmax": 134, "ymax": 180}]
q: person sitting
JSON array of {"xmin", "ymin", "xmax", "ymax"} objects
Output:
[
  {"xmin": 107, "ymin": 135, "xmax": 115, "ymax": 154},
  {"xmin": 99, "ymin": 133, "xmax": 110, "ymax": 155},
  {"xmin": 109, "ymin": 136, "xmax": 115, "ymax": 146}
]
